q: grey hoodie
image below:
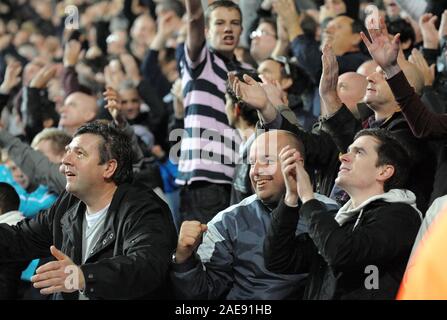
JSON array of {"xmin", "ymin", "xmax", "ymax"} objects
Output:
[{"xmin": 335, "ymin": 189, "xmax": 423, "ymax": 229}]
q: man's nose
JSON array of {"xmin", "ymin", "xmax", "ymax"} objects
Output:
[
  {"xmin": 61, "ymin": 152, "xmax": 73, "ymax": 166},
  {"xmin": 339, "ymin": 152, "xmax": 351, "ymax": 163}
]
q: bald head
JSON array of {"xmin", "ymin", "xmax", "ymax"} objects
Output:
[
  {"xmin": 357, "ymin": 60, "xmax": 378, "ymax": 77},
  {"xmin": 337, "ymin": 72, "xmax": 367, "ymax": 115},
  {"xmin": 249, "ymin": 130, "xmax": 305, "ymax": 204},
  {"xmin": 252, "ymin": 130, "xmax": 305, "ymax": 162},
  {"xmin": 401, "ymin": 61, "xmax": 424, "ymax": 95},
  {"xmin": 59, "ymin": 92, "xmax": 98, "ymax": 135}
]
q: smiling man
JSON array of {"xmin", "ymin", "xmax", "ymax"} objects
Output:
[
  {"xmin": 0, "ymin": 121, "xmax": 176, "ymax": 299},
  {"xmin": 264, "ymin": 128, "xmax": 421, "ymax": 299}
]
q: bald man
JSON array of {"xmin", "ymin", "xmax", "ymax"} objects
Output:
[
  {"xmin": 59, "ymin": 92, "xmax": 98, "ymax": 135},
  {"xmin": 356, "ymin": 60, "xmax": 378, "ymax": 77},
  {"xmin": 337, "ymin": 72, "xmax": 368, "ymax": 117}
]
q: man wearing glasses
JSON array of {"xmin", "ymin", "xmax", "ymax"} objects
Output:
[{"xmin": 249, "ymin": 17, "xmax": 278, "ymax": 65}]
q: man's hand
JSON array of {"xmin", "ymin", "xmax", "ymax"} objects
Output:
[
  {"xmin": 104, "ymin": 60, "xmax": 126, "ymax": 91},
  {"xmin": 259, "ymin": 75, "xmax": 288, "ymax": 107},
  {"xmin": 279, "ymin": 145, "xmax": 301, "ymax": 206},
  {"xmin": 171, "ymin": 78, "xmax": 184, "ymax": 119},
  {"xmin": 419, "ymin": 13, "xmax": 439, "ymax": 50},
  {"xmin": 0, "ymin": 60, "xmax": 22, "ymax": 94},
  {"xmin": 120, "ymin": 53, "xmax": 141, "ymax": 86},
  {"xmin": 151, "ymin": 11, "xmax": 178, "ymax": 50},
  {"xmin": 175, "ymin": 221, "xmax": 208, "ymax": 264},
  {"xmin": 29, "ymin": 65, "xmax": 58, "ymax": 89},
  {"xmin": 319, "ymin": 44, "xmax": 342, "ymax": 115},
  {"xmin": 409, "ymin": 48, "xmax": 435, "ymax": 86},
  {"xmin": 31, "ymin": 246, "xmax": 85, "ymax": 295},
  {"xmin": 63, "ymin": 40, "xmax": 83, "ymax": 67},
  {"xmin": 229, "ymin": 72, "xmax": 269, "ymax": 111},
  {"xmin": 360, "ymin": 16, "xmax": 401, "ymax": 79},
  {"xmin": 104, "ymin": 87, "xmax": 126, "ymax": 126},
  {"xmin": 228, "ymin": 72, "xmax": 279, "ymax": 123},
  {"xmin": 273, "ymin": 0, "xmax": 303, "ymax": 42}
]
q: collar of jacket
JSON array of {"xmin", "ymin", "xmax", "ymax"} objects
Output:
[
  {"xmin": 59, "ymin": 183, "xmax": 132, "ymax": 265},
  {"xmin": 367, "ymin": 111, "xmax": 406, "ymax": 130}
]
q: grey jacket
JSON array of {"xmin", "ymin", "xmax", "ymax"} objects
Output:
[{"xmin": 171, "ymin": 193, "xmax": 339, "ymax": 300}]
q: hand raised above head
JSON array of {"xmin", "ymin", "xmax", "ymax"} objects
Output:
[{"xmin": 360, "ymin": 16, "xmax": 401, "ymax": 79}]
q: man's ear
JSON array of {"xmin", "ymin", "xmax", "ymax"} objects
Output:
[
  {"xmin": 103, "ymin": 159, "xmax": 118, "ymax": 180},
  {"xmin": 280, "ymin": 77, "xmax": 293, "ymax": 91},
  {"xmin": 377, "ymin": 164, "xmax": 395, "ymax": 184}
]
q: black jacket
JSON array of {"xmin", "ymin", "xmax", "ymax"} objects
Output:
[
  {"xmin": 264, "ymin": 198, "xmax": 421, "ymax": 300},
  {"xmin": 0, "ymin": 183, "xmax": 177, "ymax": 300}
]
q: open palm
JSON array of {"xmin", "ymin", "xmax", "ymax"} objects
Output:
[{"xmin": 229, "ymin": 73, "xmax": 269, "ymax": 110}]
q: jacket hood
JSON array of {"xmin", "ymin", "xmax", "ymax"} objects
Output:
[{"xmin": 335, "ymin": 189, "xmax": 422, "ymax": 227}]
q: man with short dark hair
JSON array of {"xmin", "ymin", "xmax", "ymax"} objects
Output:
[
  {"xmin": 264, "ymin": 128, "xmax": 421, "ymax": 299},
  {"xmin": 0, "ymin": 120, "xmax": 177, "ymax": 300}
]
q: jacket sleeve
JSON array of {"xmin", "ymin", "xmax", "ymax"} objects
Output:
[
  {"xmin": 62, "ymin": 66, "xmax": 81, "ymax": 98},
  {"xmin": 79, "ymin": 194, "xmax": 177, "ymax": 299},
  {"xmin": 20, "ymin": 86, "xmax": 47, "ymax": 141},
  {"xmin": 0, "ymin": 129, "xmax": 66, "ymax": 194},
  {"xmin": 136, "ymin": 78, "xmax": 167, "ymax": 131},
  {"xmin": 421, "ymin": 85, "xmax": 446, "ymax": 114},
  {"xmin": 320, "ymin": 104, "xmax": 362, "ymax": 153},
  {"xmin": 300, "ymin": 199, "xmax": 420, "ymax": 271},
  {"xmin": 0, "ymin": 262, "xmax": 28, "ymax": 299},
  {"xmin": 170, "ymin": 221, "xmax": 235, "ymax": 300},
  {"xmin": 0, "ymin": 206, "xmax": 55, "ymax": 263},
  {"xmin": 387, "ymin": 71, "xmax": 447, "ymax": 139},
  {"xmin": 264, "ymin": 198, "xmax": 317, "ymax": 274}
]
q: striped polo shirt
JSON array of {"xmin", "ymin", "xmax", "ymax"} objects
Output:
[{"xmin": 176, "ymin": 43, "xmax": 253, "ymax": 186}]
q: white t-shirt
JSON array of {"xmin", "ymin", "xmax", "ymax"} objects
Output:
[
  {"xmin": 79, "ymin": 204, "xmax": 109, "ymax": 300},
  {"xmin": 82, "ymin": 205, "xmax": 110, "ymax": 264}
]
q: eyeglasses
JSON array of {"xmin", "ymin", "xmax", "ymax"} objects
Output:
[{"xmin": 250, "ymin": 29, "xmax": 276, "ymax": 39}]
